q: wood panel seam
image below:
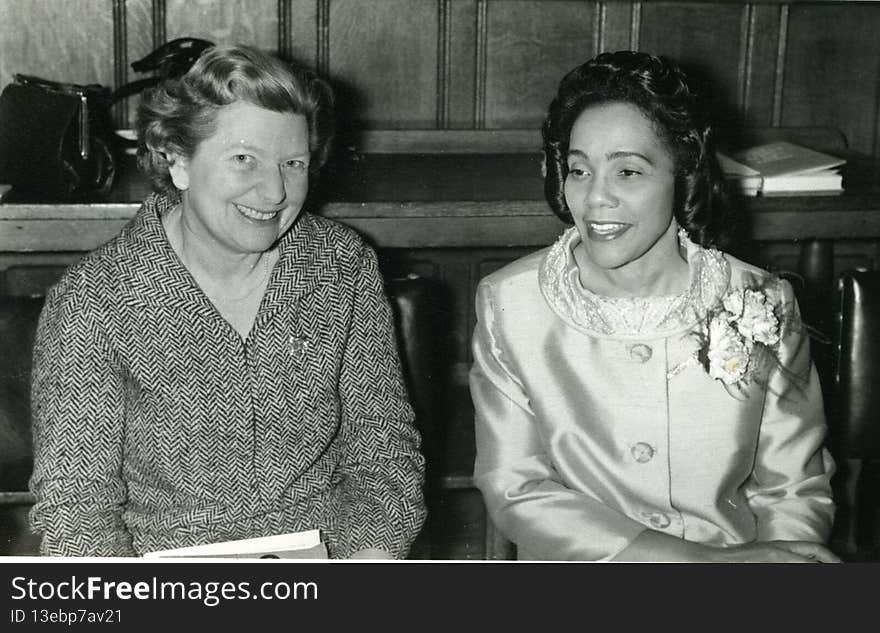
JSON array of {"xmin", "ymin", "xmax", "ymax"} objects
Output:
[
  {"xmin": 740, "ymin": 4, "xmax": 754, "ymax": 117},
  {"xmin": 278, "ymin": 0, "xmax": 292, "ymax": 59},
  {"xmin": 317, "ymin": 0, "xmax": 330, "ymax": 75},
  {"xmin": 474, "ymin": 0, "xmax": 488, "ymax": 129},
  {"xmin": 437, "ymin": 0, "xmax": 452, "ymax": 128},
  {"xmin": 152, "ymin": 0, "xmax": 166, "ymax": 50},
  {"xmin": 772, "ymin": 3, "xmax": 788, "ymax": 126},
  {"xmin": 629, "ymin": 1, "xmax": 641, "ymax": 50},
  {"xmin": 112, "ymin": 0, "xmax": 128, "ymax": 128}
]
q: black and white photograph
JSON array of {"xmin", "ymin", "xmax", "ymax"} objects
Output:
[{"xmin": 0, "ymin": 0, "xmax": 877, "ymax": 623}]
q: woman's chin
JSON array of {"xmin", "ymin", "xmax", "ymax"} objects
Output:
[{"xmin": 580, "ymin": 244, "xmax": 635, "ymax": 272}]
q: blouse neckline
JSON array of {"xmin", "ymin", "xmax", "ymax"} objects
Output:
[{"xmin": 538, "ymin": 226, "xmax": 731, "ymax": 337}]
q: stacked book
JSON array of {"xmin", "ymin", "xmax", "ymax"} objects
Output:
[{"xmin": 717, "ymin": 141, "xmax": 845, "ymax": 196}]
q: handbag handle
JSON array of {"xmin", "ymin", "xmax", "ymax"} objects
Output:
[
  {"xmin": 112, "ymin": 38, "xmax": 214, "ymax": 102},
  {"xmin": 130, "ymin": 37, "xmax": 214, "ymax": 75}
]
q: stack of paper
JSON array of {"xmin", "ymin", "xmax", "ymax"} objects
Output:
[
  {"xmin": 143, "ymin": 529, "xmax": 328, "ymax": 559},
  {"xmin": 717, "ymin": 141, "xmax": 846, "ymax": 196}
]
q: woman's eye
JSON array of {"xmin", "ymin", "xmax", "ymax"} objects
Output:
[
  {"xmin": 231, "ymin": 154, "xmax": 255, "ymax": 166},
  {"xmin": 568, "ymin": 167, "xmax": 588, "ymax": 178},
  {"xmin": 283, "ymin": 159, "xmax": 307, "ymax": 171},
  {"xmin": 619, "ymin": 168, "xmax": 642, "ymax": 177}
]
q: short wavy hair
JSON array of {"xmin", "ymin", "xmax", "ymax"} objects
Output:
[
  {"xmin": 136, "ymin": 44, "xmax": 334, "ymax": 194},
  {"xmin": 542, "ymin": 50, "xmax": 731, "ymax": 248}
]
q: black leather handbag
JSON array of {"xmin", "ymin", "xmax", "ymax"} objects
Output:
[
  {"xmin": 0, "ymin": 38, "xmax": 214, "ymax": 198},
  {"xmin": 0, "ymin": 74, "xmax": 117, "ymax": 196}
]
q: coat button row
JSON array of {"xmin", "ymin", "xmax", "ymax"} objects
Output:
[
  {"xmin": 649, "ymin": 513, "xmax": 671, "ymax": 529},
  {"xmin": 641, "ymin": 511, "xmax": 671, "ymax": 529},
  {"xmin": 628, "ymin": 343, "xmax": 653, "ymax": 363},
  {"xmin": 630, "ymin": 442, "xmax": 655, "ymax": 463}
]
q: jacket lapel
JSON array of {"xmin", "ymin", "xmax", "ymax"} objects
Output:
[
  {"xmin": 257, "ymin": 212, "xmax": 341, "ymax": 326},
  {"xmin": 115, "ymin": 192, "xmax": 217, "ymax": 317}
]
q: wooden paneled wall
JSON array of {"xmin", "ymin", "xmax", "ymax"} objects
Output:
[{"xmin": 0, "ymin": 1, "xmax": 878, "ymax": 161}]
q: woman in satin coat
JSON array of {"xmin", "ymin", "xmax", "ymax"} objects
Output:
[{"xmin": 470, "ymin": 51, "xmax": 838, "ymax": 562}]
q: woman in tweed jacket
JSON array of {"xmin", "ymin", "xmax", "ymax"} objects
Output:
[{"xmin": 29, "ymin": 45, "xmax": 426, "ymax": 558}]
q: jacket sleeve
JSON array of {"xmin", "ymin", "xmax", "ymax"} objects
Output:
[
  {"xmin": 470, "ymin": 280, "xmax": 646, "ymax": 560},
  {"xmin": 28, "ymin": 272, "xmax": 134, "ymax": 556},
  {"xmin": 328, "ymin": 244, "xmax": 427, "ymax": 559},
  {"xmin": 745, "ymin": 278, "xmax": 836, "ymax": 542}
]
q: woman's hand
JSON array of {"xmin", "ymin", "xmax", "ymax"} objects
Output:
[
  {"xmin": 614, "ymin": 530, "xmax": 842, "ymax": 562},
  {"xmin": 348, "ymin": 548, "xmax": 394, "ymax": 560},
  {"xmin": 706, "ymin": 540, "xmax": 841, "ymax": 563}
]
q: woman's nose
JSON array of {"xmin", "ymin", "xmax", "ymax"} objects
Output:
[
  {"xmin": 585, "ymin": 174, "xmax": 615, "ymax": 208},
  {"xmin": 258, "ymin": 165, "xmax": 287, "ymax": 205}
]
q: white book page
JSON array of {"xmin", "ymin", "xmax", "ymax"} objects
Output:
[{"xmin": 143, "ymin": 529, "xmax": 325, "ymax": 558}]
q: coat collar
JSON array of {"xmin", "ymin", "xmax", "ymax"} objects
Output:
[{"xmin": 116, "ymin": 192, "xmax": 339, "ymax": 318}]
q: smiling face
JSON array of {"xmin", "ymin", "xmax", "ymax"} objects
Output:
[
  {"xmin": 168, "ymin": 100, "xmax": 311, "ymax": 256},
  {"xmin": 564, "ymin": 101, "xmax": 681, "ymax": 283}
]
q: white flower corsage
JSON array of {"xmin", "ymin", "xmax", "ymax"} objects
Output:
[{"xmin": 695, "ymin": 280, "xmax": 783, "ymax": 389}]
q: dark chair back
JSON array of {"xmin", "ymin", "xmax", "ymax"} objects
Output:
[
  {"xmin": 0, "ymin": 295, "xmax": 44, "ymax": 555},
  {"xmin": 386, "ymin": 277, "xmax": 441, "ymax": 475},
  {"xmin": 832, "ymin": 270, "xmax": 880, "ymax": 560},
  {"xmin": 385, "ymin": 276, "xmax": 444, "ymax": 559}
]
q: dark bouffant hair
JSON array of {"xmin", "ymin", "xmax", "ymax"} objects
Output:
[
  {"xmin": 542, "ymin": 50, "xmax": 731, "ymax": 249},
  {"xmin": 136, "ymin": 45, "xmax": 334, "ymax": 194}
]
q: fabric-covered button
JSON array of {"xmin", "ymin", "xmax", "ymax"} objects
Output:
[
  {"xmin": 648, "ymin": 512, "xmax": 671, "ymax": 529},
  {"xmin": 630, "ymin": 442, "xmax": 655, "ymax": 463},
  {"xmin": 628, "ymin": 343, "xmax": 652, "ymax": 363}
]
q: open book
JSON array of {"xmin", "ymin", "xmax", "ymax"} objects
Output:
[
  {"xmin": 142, "ymin": 529, "xmax": 328, "ymax": 559},
  {"xmin": 717, "ymin": 141, "xmax": 846, "ymax": 195}
]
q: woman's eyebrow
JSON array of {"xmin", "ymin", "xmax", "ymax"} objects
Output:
[
  {"xmin": 607, "ymin": 150, "xmax": 653, "ymax": 163},
  {"xmin": 225, "ymin": 143, "xmax": 310, "ymax": 159},
  {"xmin": 566, "ymin": 148, "xmax": 653, "ymax": 164},
  {"xmin": 226, "ymin": 142, "xmax": 261, "ymax": 153}
]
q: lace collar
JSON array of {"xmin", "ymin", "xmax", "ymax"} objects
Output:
[{"xmin": 538, "ymin": 226, "xmax": 731, "ymax": 337}]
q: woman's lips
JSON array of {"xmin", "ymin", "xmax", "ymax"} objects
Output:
[
  {"xmin": 235, "ymin": 203, "xmax": 281, "ymax": 221},
  {"xmin": 586, "ymin": 222, "xmax": 631, "ymax": 241}
]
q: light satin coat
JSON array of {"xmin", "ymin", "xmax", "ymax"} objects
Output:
[{"xmin": 470, "ymin": 229, "xmax": 835, "ymax": 560}]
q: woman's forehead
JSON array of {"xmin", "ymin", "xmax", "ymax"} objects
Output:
[
  {"xmin": 569, "ymin": 102, "xmax": 667, "ymax": 154},
  {"xmin": 206, "ymin": 101, "xmax": 309, "ymax": 153}
]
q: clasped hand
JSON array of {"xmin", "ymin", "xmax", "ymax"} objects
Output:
[
  {"xmin": 615, "ymin": 530, "xmax": 842, "ymax": 562},
  {"xmin": 710, "ymin": 540, "xmax": 841, "ymax": 563}
]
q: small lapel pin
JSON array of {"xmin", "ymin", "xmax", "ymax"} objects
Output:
[{"xmin": 289, "ymin": 335, "xmax": 309, "ymax": 358}]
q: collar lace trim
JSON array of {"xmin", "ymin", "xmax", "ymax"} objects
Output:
[{"xmin": 538, "ymin": 227, "xmax": 731, "ymax": 336}]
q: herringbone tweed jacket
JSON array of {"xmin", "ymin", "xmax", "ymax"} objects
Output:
[{"xmin": 29, "ymin": 192, "xmax": 426, "ymax": 558}]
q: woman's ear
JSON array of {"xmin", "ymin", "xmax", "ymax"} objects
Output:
[
  {"xmin": 540, "ymin": 151, "xmax": 547, "ymax": 178},
  {"xmin": 165, "ymin": 152, "xmax": 190, "ymax": 191}
]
